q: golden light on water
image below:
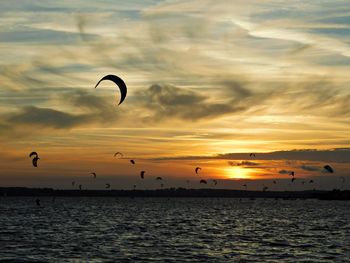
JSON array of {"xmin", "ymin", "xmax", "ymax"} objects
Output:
[{"xmin": 224, "ymin": 167, "xmax": 254, "ymax": 179}]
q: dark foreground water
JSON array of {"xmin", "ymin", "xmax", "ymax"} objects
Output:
[{"xmin": 0, "ymin": 197, "xmax": 349, "ymax": 263}]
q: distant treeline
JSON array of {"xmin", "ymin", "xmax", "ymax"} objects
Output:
[{"xmin": 0, "ymin": 187, "xmax": 349, "ymax": 200}]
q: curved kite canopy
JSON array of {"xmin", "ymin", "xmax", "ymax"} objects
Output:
[
  {"xmin": 324, "ymin": 165, "xmax": 334, "ymax": 173},
  {"xmin": 140, "ymin": 171, "xmax": 145, "ymax": 179},
  {"xmin": 114, "ymin": 152, "xmax": 123, "ymax": 158},
  {"xmin": 130, "ymin": 160, "xmax": 136, "ymax": 165},
  {"xmin": 32, "ymin": 156, "xmax": 40, "ymax": 167},
  {"xmin": 90, "ymin": 172, "xmax": 97, "ymax": 179},
  {"xmin": 105, "ymin": 183, "xmax": 111, "ymax": 189},
  {"xmin": 94, "ymin": 74, "xmax": 127, "ymax": 105},
  {"xmin": 195, "ymin": 167, "xmax": 201, "ymax": 174},
  {"xmin": 200, "ymin": 179, "xmax": 207, "ymax": 184},
  {"xmin": 29, "ymin": 152, "xmax": 38, "ymax": 158},
  {"xmin": 156, "ymin": 177, "xmax": 162, "ymax": 180}
]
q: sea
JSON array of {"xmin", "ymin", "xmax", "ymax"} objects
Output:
[{"xmin": 0, "ymin": 197, "xmax": 349, "ymax": 262}]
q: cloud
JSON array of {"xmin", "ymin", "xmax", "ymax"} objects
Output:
[
  {"xmin": 0, "ymin": 87, "xmax": 129, "ymax": 140},
  {"xmin": 0, "ymin": 64, "xmax": 47, "ymax": 91},
  {"xmin": 0, "ymin": 28, "xmax": 96, "ymax": 44},
  {"xmin": 218, "ymin": 149, "xmax": 350, "ymax": 163},
  {"xmin": 2, "ymin": 0, "xmax": 350, "ymax": 121},
  {"xmin": 136, "ymin": 83, "xmax": 249, "ymax": 121},
  {"xmin": 65, "ymin": 89, "xmax": 116, "ymax": 114},
  {"xmin": 6, "ymin": 106, "xmax": 89, "ymax": 129},
  {"xmin": 154, "ymin": 148, "xmax": 350, "ymax": 163},
  {"xmin": 223, "ymin": 80, "xmax": 253, "ymax": 99},
  {"xmin": 278, "ymin": 169, "xmax": 294, "ymax": 175},
  {"xmin": 280, "ymin": 80, "xmax": 350, "ymax": 117},
  {"xmin": 4, "ymin": 87, "xmax": 125, "ymax": 128},
  {"xmin": 228, "ymin": 161, "xmax": 259, "ymax": 166},
  {"xmin": 300, "ymin": 165, "xmax": 321, "ymax": 172},
  {"xmin": 0, "ymin": 0, "xmax": 350, "ymax": 190}
]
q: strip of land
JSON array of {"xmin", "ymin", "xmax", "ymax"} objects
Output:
[{"xmin": 0, "ymin": 187, "xmax": 349, "ymax": 200}]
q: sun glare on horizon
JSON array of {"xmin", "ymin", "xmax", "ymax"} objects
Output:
[{"xmin": 224, "ymin": 166, "xmax": 253, "ymax": 179}]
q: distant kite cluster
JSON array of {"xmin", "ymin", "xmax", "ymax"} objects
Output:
[
  {"xmin": 27, "ymin": 75, "xmax": 213, "ymax": 189},
  {"xmin": 28, "ymin": 75, "xmax": 341, "ymax": 191}
]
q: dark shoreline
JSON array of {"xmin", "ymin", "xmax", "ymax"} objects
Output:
[{"xmin": 1, "ymin": 187, "xmax": 349, "ymax": 200}]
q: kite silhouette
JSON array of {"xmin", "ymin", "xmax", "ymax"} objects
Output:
[
  {"xmin": 114, "ymin": 152, "xmax": 123, "ymax": 158},
  {"xmin": 324, "ymin": 165, "xmax": 334, "ymax": 173},
  {"xmin": 140, "ymin": 171, "xmax": 145, "ymax": 179},
  {"xmin": 94, "ymin": 74, "xmax": 127, "ymax": 105},
  {"xmin": 29, "ymin": 152, "xmax": 40, "ymax": 167}
]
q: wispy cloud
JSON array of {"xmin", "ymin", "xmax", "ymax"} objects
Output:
[
  {"xmin": 300, "ymin": 164, "xmax": 321, "ymax": 172},
  {"xmin": 6, "ymin": 106, "xmax": 89, "ymax": 129},
  {"xmin": 0, "ymin": 0, "xmax": 349, "ymax": 188},
  {"xmin": 135, "ymin": 83, "xmax": 247, "ymax": 121},
  {"xmin": 278, "ymin": 169, "xmax": 294, "ymax": 175},
  {"xmin": 228, "ymin": 161, "xmax": 260, "ymax": 166},
  {"xmin": 154, "ymin": 149, "xmax": 350, "ymax": 163}
]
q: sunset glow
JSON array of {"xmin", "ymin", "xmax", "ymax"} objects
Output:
[
  {"xmin": 1, "ymin": 2, "xmax": 350, "ymax": 263},
  {"xmin": 224, "ymin": 167, "xmax": 253, "ymax": 180},
  {"xmin": 0, "ymin": 0, "xmax": 349, "ymax": 191}
]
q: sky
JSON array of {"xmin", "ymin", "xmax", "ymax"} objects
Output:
[{"xmin": 0, "ymin": 0, "xmax": 349, "ymax": 190}]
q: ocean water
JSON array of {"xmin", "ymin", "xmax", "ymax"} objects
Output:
[{"xmin": 0, "ymin": 197, "xmax": 349, "ymax": 263}]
